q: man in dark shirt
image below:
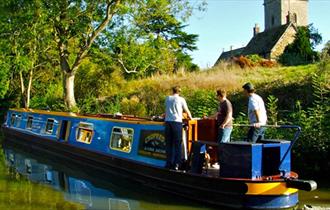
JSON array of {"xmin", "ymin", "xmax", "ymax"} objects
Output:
[{"xmin": 216, "ymin": 89, "xmax": 233, "ymax": 143}]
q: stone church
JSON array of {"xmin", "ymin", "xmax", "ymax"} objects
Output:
[{"xmin": 215, "ymin": 0, "xmax": 308, "ymax": 65}]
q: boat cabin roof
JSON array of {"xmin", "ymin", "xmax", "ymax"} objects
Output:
[{"xmin": 9, "ymin": 108, "xmax": 164, "ymax": 125}]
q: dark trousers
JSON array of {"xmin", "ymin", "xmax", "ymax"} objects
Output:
[
  {"xmin": 247, "ymin": 127, "xmax": 266, "ymax": 143},
  {"xmin": 165, "ymin": 121, "xmax": 182, "ymax": 168}
]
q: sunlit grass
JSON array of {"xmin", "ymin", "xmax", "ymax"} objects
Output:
[{"xmin": 120, "ymin": 62, "xmax": 323, "ymax": 96}]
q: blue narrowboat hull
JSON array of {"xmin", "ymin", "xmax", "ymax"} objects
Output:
[{"xmin": 2, "ymin": 108, "xmax": 314, "ymax": 209}]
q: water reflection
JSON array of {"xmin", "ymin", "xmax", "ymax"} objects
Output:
[{"xmin": 3, "ymin": 140, "xmax": 214, "ymax": 210}]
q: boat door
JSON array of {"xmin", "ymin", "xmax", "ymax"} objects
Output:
[{"xmin": 57, "ymin": 120, "xmax": 71, "ymax": 141}]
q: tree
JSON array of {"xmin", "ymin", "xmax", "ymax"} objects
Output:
[
  {"xmin": 41, "ymin": 0, "xmax": 125, "ymax": 110},
  {"xmin": 0, "ymin": 0, "xmax": 51, "ymax": 108},
  {"xmin": 42, "ymin": 0, "xmax": 202, "ymax": 108},
  {"xmin": 322, "ymin": 40, "xmax": 330, "ymax": 57},
  {"xmin": 115, "ymin": 0, "xmax": 199, "ymax": 76},
  {"xmin": 1, "ymin": 0, "xmax": 202, "ymax": 110},
  {"xmin": 279, "ymin": 24, "xmax": 322, "ymax": 66}
]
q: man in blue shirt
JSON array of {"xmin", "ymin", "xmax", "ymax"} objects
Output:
[
  {"xmin": 242, "ymin": 82, "xmax": 267, "ymax": 143},
  {"xmin": 165, "ymin": 86, "xmax": 192, "ymax": 170}
]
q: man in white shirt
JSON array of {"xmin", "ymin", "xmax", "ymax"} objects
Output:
[
  {"xmin": 242, "ymin": 82, "xmax": 267, "ymax": 143},
  {"xmin": 165, "ymin": 86, "xmax": 192, "ymax": 170}
]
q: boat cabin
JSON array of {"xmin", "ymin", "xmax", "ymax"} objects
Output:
[{"xmin": 6, "ymin": 109, "xmax": 292, "ymax": 179}]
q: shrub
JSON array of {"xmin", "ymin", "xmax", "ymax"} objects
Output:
[
  {"xmin": 258, "ymin": 60, "xmax": 276, "ymax": 68},
  {"xmin": 184, "ymin": 89, "xmax": 218, "ymax": 117},
  {"xmin": 120, "ymin": 95, "xmax": 147, "ymax": 117},
  {"xmin": 246, "ymin": 54, "xmax": 263, "ymax": 65},
  {"xmin": 233, "ymin": 56, "xmax": 255, "ymax": 68}
]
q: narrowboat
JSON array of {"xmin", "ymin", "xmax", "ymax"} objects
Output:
[{"xmin": 2, "ymin": 108, "xmax": 317, "ymax": 209}]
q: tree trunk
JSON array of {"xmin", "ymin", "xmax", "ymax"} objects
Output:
[
  {"xmin": 63, "ymin": 72, "xmax": 76, "ymax": 109},
  {"xmin": 26, "ymin": 68, "xmax": 33, "ymax": 109},
  {"xmin": 19, "ymin": 71, "xmax": 27, "ymax": 108}
]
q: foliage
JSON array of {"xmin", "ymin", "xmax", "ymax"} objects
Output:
[
  {"xmin": 29, "ymin": 83, "xmax": 65, "ymax": 111},
  {"xmin": 77, "ymin": 94, "xmax": 123, "ymax": 115},
  {"xmin": 0, "ymin": 0, "xmax": 56, "ymax": 109},
  {"xmin": 246, "ymin": 54, "xmax": 263, "ymax": 64},
  {"xmin": 273, "ymin": 63, "xmax": 328, "ymax": 179},
  {"xmin": 258, "ymin": 60, "xmax": 276, "ymax": 68},
  {"xmin": 120, "ymin": 96, "xmax": 147, "ymax": 116},
  {"xmin": 0, "ymin": 60, "xmax": 9, "ymax": 99},
  {"xmin": 321, "ymin": 40, "xmax": 330, "ymax": 58},
  {"xmin": 233, "ymin": 56, "xmax": 255, "ymax": 68},
  {"xmin": 266, "ymin": 95, "xmax": 279, "ymax": 125},
  {"xmin": 104, "ymin": 0, "xmax": 200, "ymax": 78},
  {"xmin": 233, "ymin": 55, "xmax": 276, "ymax": 69},
  {"xmin": 184, "ymin": 89, "xmax": 218, "ymax": 117},
  {"xmin": 279, "ymin": 25, "xmax": 322, "ymax": 66}
]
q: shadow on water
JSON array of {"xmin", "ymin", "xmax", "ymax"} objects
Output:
[{"xmin": 1, "ymin": 137, "xmax": 219, "ymax": 210}]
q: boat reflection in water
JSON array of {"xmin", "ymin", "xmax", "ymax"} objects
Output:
[{"xmin": 3, "ymin": 142, "xmax": 153, "ymax": 210}]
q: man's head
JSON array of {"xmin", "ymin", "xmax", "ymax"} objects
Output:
[
  {"xmin": 242, "ymin": 82, "xmax": 255, "ymax": 95},
  {"xmin": 172, "ymin": 86, "xmax": 181, "ymax": 94},
  {"xmin": 216, "ymin": 89, "xmax": 227, "ymax": 102}
]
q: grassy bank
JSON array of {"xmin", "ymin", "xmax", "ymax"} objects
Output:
[{"xmin": 79, "ymin": 61, "xmax": 327, "ymax": 119}]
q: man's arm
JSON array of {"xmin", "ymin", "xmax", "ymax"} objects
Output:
[
  {"xmin": 182, "ymin": 99, "xmax": 193, "ymax": 120},
  {"xmin": 253, "ymin": 109, "xmax": 261, "ymax": 128}
]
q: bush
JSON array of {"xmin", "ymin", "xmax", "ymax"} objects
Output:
[
  {"xmin": 184, "ymin": 89, "xmax": 218, "ymax": 117},
  {"xmin": 259, "ymin": 60, "xmax": 276, "ymax": 68},
  {"xmin": 120, "ymin": 95, "xmax": 147, "ymax": 117},
  {"xmin": 233, "ymin": 56, "xmax": 255, "ymax": 68},
  {"xmin": 246, "ymin": 54, "xmax": 263, "ymax": 65}
]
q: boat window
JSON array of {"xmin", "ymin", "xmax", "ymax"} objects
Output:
[
  {"xmin": 110, "ymin": 127, "xmax": 134, "ymax": 153},
  {"xmin": 45, "ymin": 119, "xmax": 55, "ymax": 134},
  {"xmin": 16, "ymin": 114, "xmax": 22, "ymax": 127},
  {"xmin": 10, "ymin": 113, "xmax": 22, "ymax": 127},
  {"xmin": 26, "ymin": 116, "xmax": 33, "ymax": 129},
  {"xmin": 76, "ymin": 123, "xmax": 94, "ymax": 144},
  {"xmin": 10, "ymin": 113, "xmax": 16, "ymax": 126}
]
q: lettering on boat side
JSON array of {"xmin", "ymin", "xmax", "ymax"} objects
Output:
[{"xmin": 138, "ymin": 130, "xmax": 166, "ymax": 159}]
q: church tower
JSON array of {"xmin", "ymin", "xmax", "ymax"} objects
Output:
[{"xmin": 264, "ymin": 0, "xmax": 308, "ymax": 31}]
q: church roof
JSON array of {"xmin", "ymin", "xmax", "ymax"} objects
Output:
[
  {"xmin": 214, "ymin": 47, "xmax": 245, "ymax": 65},
  {"xmin": 242, "ymin": 23, "xmax": 295, "ymax": 56}
]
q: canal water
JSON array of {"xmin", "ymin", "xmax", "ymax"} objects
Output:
[{"xmin": 1, "ymin": 136, "xmax": 329, "ymax": 210}]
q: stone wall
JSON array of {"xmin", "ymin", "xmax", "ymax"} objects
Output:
[
  {"xmin": 270, "ymin": 25, "xmax": 297, "ymax": 59},
  {"xmin": 264, "ymin": 0, "xmax": 308, "ymax": 31},
  {"xmin": 281, "ymin": 0, "xmax": 308, "ymax": 26},
  {"xmin": 264, "ymin": 0, "xmax": 282, "ymax": 30}
]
